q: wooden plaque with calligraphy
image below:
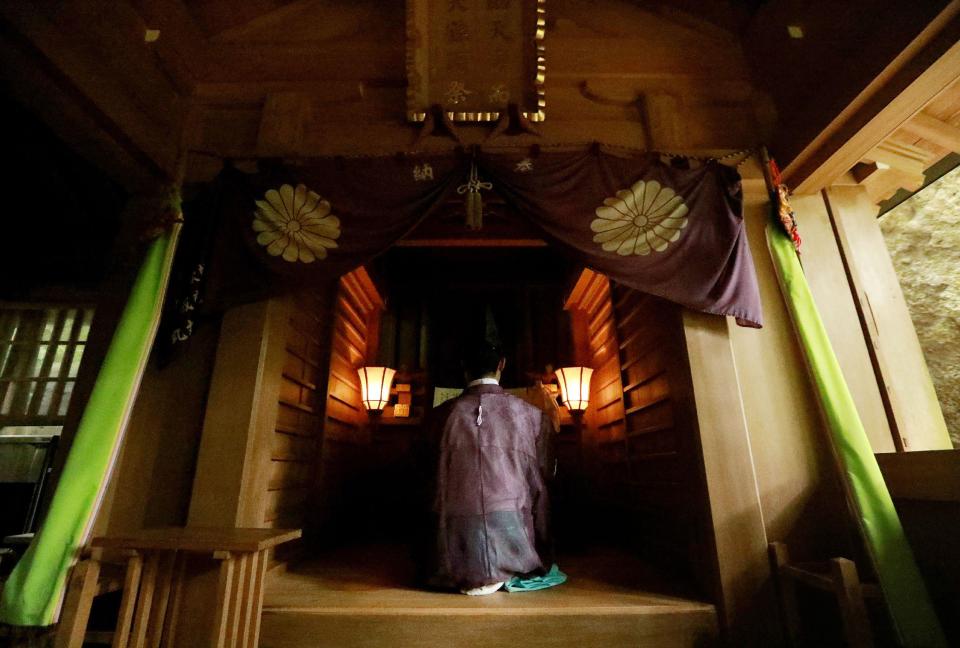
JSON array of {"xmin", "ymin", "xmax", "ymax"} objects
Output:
[{"xmin": 406, "ymin": 0, "xmax": 546, "ymax": 122}]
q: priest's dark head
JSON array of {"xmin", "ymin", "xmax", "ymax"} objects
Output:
[{"xmin": 462, "ymin": 340, "xmax": 506, "ymax": 382}]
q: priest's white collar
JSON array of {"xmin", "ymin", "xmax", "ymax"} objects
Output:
[{"xmin": 467, "ymin": 377, "xmax": 500, "ymax": 387}]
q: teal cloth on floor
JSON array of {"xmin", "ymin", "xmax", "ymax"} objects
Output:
[{"xmin": 504, "ymin": 564, "xmax": 567, "ymax": 592}]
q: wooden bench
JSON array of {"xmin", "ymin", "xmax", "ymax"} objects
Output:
[
  {"xmin": 769, "ymin": 542, "xmax": 882, "ymax": 648},
  {"xmin": 54, "ymin": 527, "xmax": 301, "ymax": 648},
  {"xmin": 55, "ymin": 548, "xmax": 127, "ymax": 648}
]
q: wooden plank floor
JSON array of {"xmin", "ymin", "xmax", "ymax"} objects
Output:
[{"xmin": 260, "ymin": 544, "xmax": 718, "ymax": 648}]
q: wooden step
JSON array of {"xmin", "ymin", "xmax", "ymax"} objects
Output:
[{"xmin": 259, "ymin": 545, "xmax": 719, "ymax": 648}]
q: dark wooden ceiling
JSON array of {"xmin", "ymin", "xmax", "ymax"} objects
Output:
[
  {"xmin": 178, "ymin": 0, "xmax": 763, "ymax": 41},
  {"xmin": 2, "ymin": 0, "xmax": 957, "ymax": 198}
]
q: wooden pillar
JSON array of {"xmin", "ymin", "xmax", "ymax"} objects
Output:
[
  {"xmin": 789, "ymin": 193, "xmax": 895, "ymax": 452},
  {"xmin": 188, "ymin": 297, "xmax": 291, "ymax": 528},
  {"xmin": 682, "ymin": 309, "xmax": 772, "ymax": 645},
  {"xmin": 728, "ymin": 173, "xmax": 858, "ymax": 563},
  {"xmin": 824, "ymin": 185, "xmax": 951, "ymax": 451}
]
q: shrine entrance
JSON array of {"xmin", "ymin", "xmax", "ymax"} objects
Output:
[{"xmin": 260, "ymin": 229, "xmax": 720, "ymax": 647}]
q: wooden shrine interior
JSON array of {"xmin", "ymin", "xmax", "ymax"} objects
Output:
[
  {"xmin": 264, "ymin": 200, "xmax": 718, "ymax": 578},
  {"xmin": 252, "ymin": 231, "xmax": 726, "ymax": 646},
  {"xmin": 3, "ymin": 1, "xmax": 960, "ymax": 646}
]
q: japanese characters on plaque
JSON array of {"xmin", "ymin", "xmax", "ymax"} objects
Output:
[{"xmin": 406, "ymin": 0, "xmax": 546, "ymax": 122}]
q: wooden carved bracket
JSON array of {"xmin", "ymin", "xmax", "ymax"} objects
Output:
[
  {"xmin": 484, "ymin": 103, "xmax": 543, "ymax": 143},
  {"xmin": 411, "ymin": 104, "xmax": 467, "ymax": 149},
  {"xmin": 578, "ymin": 81, "xmax": 656, "ymax": 150}
]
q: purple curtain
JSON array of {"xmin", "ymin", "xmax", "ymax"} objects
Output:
[
  {"xmin": 217, "ymin": 154, "xmax": 466, "ymax": 289},
  {"xmin": 479, "ymin": 147, "xmax": 761, "ymax": 327},
  {"xmin": 170, "ymin": 146, "xmax": 761, "ymax": 342}
]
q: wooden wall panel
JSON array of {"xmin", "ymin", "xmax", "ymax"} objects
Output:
[
  {"xmin": 260, "ymin": 269, "xmax": 382, "ymax": 558},
  {"xmin": 564, "ymin": 270, "xmax": 625, "ymax": 533},
  {"xmin": 684, "ymin": 309, "xmax": 773, "ymax": 642},
  {"xmin": 565, "ymin": 269, "xmax": 709, "ymax": 585},
  {"xmin": 609, "ymin": 286, "xmax": 704, "ymax": 569},
  {"xmin": 264, "ymin": 290, "xmax": 330, "ymax": 565},
  {"xmin": 187, "ymin": 298, "xmax": 290, "ymax": 530},
  {"xmin": 718, "ymin": 171, "xmax": 859, "ymax": 640},
  {"xmin": 100, "ymin": 317, "xmax": 220, "ymax": 535},
  {"xmin": 790, "ymin": 193, "xmax": 894, "ymax": 452},
  {"xmin": 825, "ymin": 185, "xmax": 951, "ymax": 450},
  {"xmin": 312, "ymin": 267, "xmax": 385, "ymax": 544}
]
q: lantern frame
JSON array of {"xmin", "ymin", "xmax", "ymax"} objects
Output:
[
  {"xmin": 357, "ymin": 366, "xmax": 396, "ymax": 413},
  {"xmin": 554, "ymin": 366, "xmax": 593, "ymax": 412}
]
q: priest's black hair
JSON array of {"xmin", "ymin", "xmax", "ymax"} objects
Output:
[
  {"xmin": 462, "ymin": 340, "xmax": 504, "ymax": 381},
  {"xmin": 458, "ymin": 303, "xmax": 504, "ymax": 380}
]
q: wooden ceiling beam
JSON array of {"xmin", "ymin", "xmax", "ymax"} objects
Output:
[
  {"xmin": 782, "ymin": 2, "xmax": 960, "ymax": 193},
  {"xmin": 0, "ymin": 2, "xmax": 186, "ymax": 180},
  {"xmin": 202, "ymin": 40, "xmax": 403, "ymax": 82},
  {"xmin": 149, "ymin": 0, "xmax": 764, "ymax": 174},
  {"xmin": 191, "ymin": 106, "xmax": 757, "ymax": 164},
  {"xmin": 189, "ymin": 76, "xmax": 763, "ymax": 162},
  {"xmin": 17, "ymin": 1, "xmax": 186, "ymax": 127},
  {"xmin": 190, "ymin": 29, "xmax": 747, "ymax": 84},
  {"xmin": 900, "ymin": 110, "xmax": 960, "ymax": 152},
  {"xmin": 849, "ymin": 161, "xmax": 882, "ymax": 185},
  {"xmin": 516, "ymin": 35, "xmax": 748, "ymax": 79},
  {"xmin": 865, "ymin": 141, "xmax": 930, "ymax": 176},
  {"xmin": 181, "ymin": 0, "xmax": 300, "ymax": 39},
  {"xmin": 195, "ymin": 42, "xmax": 746, "ymax": 85},
  {"xmin": 192, "ymin": 76, "xmax": 756, "ymax": 106},
  {"xmin": 194, "ymin": 103, "xmax": 768, "ymax": 169},
  {"xmin": 133, "ymin": 0, "xmax": 214, "ymax": 83},
  {"xmin": 860, "ymin": 167, "xmax": 926, "ymax": 203},
  {"xmin": 0, "ymin": 34, "xmax": 161, "ymax": 190},
  {"xmin": 257, "ymin": 92, "xmax": 312, "ymax": 156},
  {"xmin": 207, "ymin": 0, "xmax": 324, "ymax": 43},
  {"xmin": 193, "ymin": 79, "xmax": 399, "ymax": 105},
  {"xmin": 854, "ymin": 139, "xmax": 929, "ymax": 203}
]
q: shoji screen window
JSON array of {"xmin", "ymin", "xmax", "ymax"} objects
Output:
[{"xmin": 0, "ymin": 305, "xmax": 95, "ymax": 436}]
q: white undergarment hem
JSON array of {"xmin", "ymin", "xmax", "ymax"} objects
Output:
[{"xmin": 461, "ymin": 581, "xmax": 505, "ymax": 596}]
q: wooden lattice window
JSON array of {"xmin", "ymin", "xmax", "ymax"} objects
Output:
[{"xmin": 0, "ymin": 305, "xmax": 95, "ymax": 434}]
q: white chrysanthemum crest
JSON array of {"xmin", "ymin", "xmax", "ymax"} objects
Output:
[
  {"xmin": 252, "ymin": 184, "xmax": 341, "ymax": 263},
  {"xmin": 590, "ymin": 179, "xmax": 688, "ymax": 256}
]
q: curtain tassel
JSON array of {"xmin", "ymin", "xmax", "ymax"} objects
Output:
[{"xmin": 457, "ymin": 163, "xmax": 492, "ymax": 231}]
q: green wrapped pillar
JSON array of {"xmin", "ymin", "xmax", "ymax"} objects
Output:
[
  {"xmin": 767, "ymin": 215, "xmax": 945, "ymax": 647},
  {"xmin": 0, "ymin": 223, "xmax": 180, "ymax": 627}
]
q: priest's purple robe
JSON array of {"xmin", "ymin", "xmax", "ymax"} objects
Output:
[{"xmin": 429, "ymin": 383, "xmax": 553, "ymax": 589}]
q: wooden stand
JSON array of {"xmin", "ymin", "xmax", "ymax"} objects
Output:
[
  {"xmin": 769, "ymin": 542, "xmax": 880, "ymax": 648},
  {"xmin": 55, "ymin": 548, "xmax": 126, "ymax": 648},
  {"xmin": 62, "ymin": 527, "xmax": 301, "ymax": 648}
]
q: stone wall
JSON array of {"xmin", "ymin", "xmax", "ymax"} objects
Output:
[{"xmin": 880, "ymin": 167, "xmax": 960, "ymax": 447}]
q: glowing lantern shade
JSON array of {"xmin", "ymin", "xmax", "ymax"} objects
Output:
[
  {"xmin": 358, "ymin": 366, "xmax": 396, "ymax": 413},
  {"xmin": 554, "ymin": 366, "xmax": 593, "ymax": 412}
]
